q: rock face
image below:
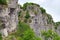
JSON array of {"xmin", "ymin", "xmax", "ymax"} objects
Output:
[
  {"xmin": 0, "ymin": 0, "xmax": 19, "ymax": 37},
  {"xmin": 55, "ymin": 22, "xmax": 60, "ymax": 35},
  {"xmin": 19, "ymin": 3, "xmax": 55, "ymax": 36},
  {"xmin": 22, "ymin": 3, "xmax": 55, "ymax": 37},
  {"xmin": 0, "ymin": 1, "xmax": 60, "ymax": 39}
]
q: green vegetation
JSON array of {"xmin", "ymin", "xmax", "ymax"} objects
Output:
[
  {"xmin": 22, "ymin": 29, "xmax": 41, "ymax": 40},
  {"xmin": 0, "ymin": 2, "xmax": 60, "ymax": 40},
  {"xmin": 25, "ymin": 11, "xmax": 30, "ymax": 19},
  {"xmin": 18, "ymin": 3, "xmax": 60, "ymax": 40},
  {"xmin": 42, "ymin": 30, "xmax": 60, "ymax": 40},
  {"xmin": 23, "ymin": 2, "xmax": 40, "ymax": 10},
  {"xmin": 17, "ymin": 22, "xmax": 41, "ymax": 40},
  {"xmin": 46, "ymin": 14, "xmax": 54, "ymax": 24},
  {"xmin": 18, "ymin": 11, "xmax": 22, "ymax": 17},
  {"xmin": 18, "ymin": 4, "xmax": 23, "ymax": 10},
  {"xmin": 4, "ymin": 21, "xmax": 41, "ymax": 40},
  {"xmin": 17, "ymin": 22, "xmax": 31, "ymax": 36},
  {"xmin": 0, "ymin": 0, "xmax": 7, "ymax": 5},
  {"xmin": 55, "ymin": 22, "xmax": 60, "ymax": 29},
  {"xmin": 55, "ymin": 22, "xmax": 60, "ymax": 26},
  {"xmin": 24, "ymin": 11, "xmax": 31, "ymax": 23},
  {"xmin": 40, "ymin": 7, "xmax": 46, "ymax": 13},
  {"xmin": 0, "ymin": 33, "xmax": 2, "ymax": 40}
]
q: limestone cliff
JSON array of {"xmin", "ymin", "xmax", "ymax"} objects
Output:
[
  {"xmin": 19, "ymin": 3, "xmax": 55, "ymax": 37},
  {"xmin": 0, "ymin": 1, "xmax": 60, "ymax": 40},
  {"xmin": 0, "ymin": 0, "xmax": 19, "ymax": 37}
]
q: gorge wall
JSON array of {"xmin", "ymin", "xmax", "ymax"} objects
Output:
[
  {"xmin": 0, "ymin": 0, "xmax": 60, "ymax": 40},
  {"xmin": 19, "ymin": 2, "xmax": 60, "ymax": 39},
  {"xmin": 0, "ymin": 0, "xmax": 19, "ymax": 37}
]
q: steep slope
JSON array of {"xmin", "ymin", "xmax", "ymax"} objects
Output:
[
  {"xmin": 18, "ymin": 2, "xmax": 60, "ymax": 40},
  {"xmin": 19, "ymin": 2, "xmax": 55, "ymax": 36},
  {"xmin": 0, "ymin": 1, "xmax": 60, "ymax": 40}
]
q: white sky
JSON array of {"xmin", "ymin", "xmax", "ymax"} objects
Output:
[{"xmin": 18, "ymin": 0, "xmax": 60, "ymax": 22}]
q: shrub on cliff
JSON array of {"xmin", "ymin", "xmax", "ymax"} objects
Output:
[
  {"xmin": 25, "ymin": 11, "xmax": 30, "ymax": 19},
  {"xmin": 55, "ymin": 22, "xmax": 60, "ymax": 29},
  {"xmin": 23, "ymin": 2, "xmax": 40, "ymax": 10},
  {"xmin": 40, "ymin": 7, "xmax": 46, "ymax": 13}
]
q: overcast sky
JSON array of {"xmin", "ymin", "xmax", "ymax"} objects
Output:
[{"xmin": 18, "ymin": 0, "xmax": 60, "ymax": 22}]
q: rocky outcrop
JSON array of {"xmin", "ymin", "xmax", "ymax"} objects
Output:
[
  {"xmin": 0, "ymin": 0, "xmax": 19, "ymax": 37},
  {"xmin": 0, "ymin": 1, "xmax": 60, "ymax": 40},
  {"xmin": 55, "ymin": 22, "xmax": 60, "ymax": 35},
  {"xmin": 18, "ymin": 3, "xmax": 59, "ymax": 40},
  {"xmin": 22, "ymin": 3, "xmax": 55, "ymax": 37}
]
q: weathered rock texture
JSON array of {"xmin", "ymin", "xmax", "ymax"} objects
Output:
[
  {"xmin": 0, "ymin": 1, "xmax": 60, "ymax": 40},
  {"xmin": 0, "ymin": 0, "xmax": 19, "ymax": 37},
  {"xmin": 18, "ymin": 3, "xmax": 60, "ymax": 40},
  {"xmin": 21, "ymin": 4, "xmax": 55, "ymax": 37},
  {"xmin": 55, "ymin": 22, "xmax": 60, "ymax": 35}
]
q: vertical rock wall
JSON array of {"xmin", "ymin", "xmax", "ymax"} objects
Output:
[
  {"xmin": 0, "ymin": 0, "xmax": 19, "ymax": 37},
  {"xmin": 25, "ymin": 5, "xmax": 55, "ymax": 37}
]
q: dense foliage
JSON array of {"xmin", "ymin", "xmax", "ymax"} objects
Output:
[
  {"xmin": 0, "ymin": 0, "xmax": 7, "ymax": 5},
  {"xmin": 40, "ymin": 7, "xmax": 46, "ymax": 13},
  {"xmin": 42, "ymin": 30, "xmax": 60, "ymax": 40}
]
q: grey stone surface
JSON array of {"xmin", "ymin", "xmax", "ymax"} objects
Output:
[
  {"xmin": 0, "ymin": 0, "xmax": 19, "ymax": 37},
  {"xmin": 26, "ymin": 5, "xmax": 55, "ymax": 37}
]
